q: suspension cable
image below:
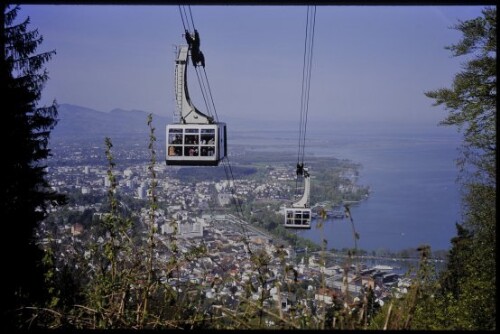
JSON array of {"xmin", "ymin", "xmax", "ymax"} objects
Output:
[
  {"xmin": 295, "ymin": 6, "xmax": 316, "ymax": 196},
  {"xmin": 178, "ymin": 6, "xmax": 194, "ymax": 33},
  {"xmin": 297, "ymin": 5, "xmax": 316, "ymax": 167},
  {"xmin": 180, "ymin": 5, "xmax": 218, "ymax": 121},
  {"xmin": 200, "ymin": 67, "xmax": 221, "ymax": 123},
  {"xmin": 193, "ymin": 66, "xmax": 221, "ymax": 123},
  {"xmin": 301, "ymin": 6, "xmax": 316, "ymax": 165},
  {"xmin": 178, "ymin": 5, "xmax": 251, "ymax": 252}
]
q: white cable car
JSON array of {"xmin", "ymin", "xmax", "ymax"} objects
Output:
[
  {"xmin": 284, "ymin": 165, "xmax": 311, "ymax": 229},
  {"xmin": 166, "ymin": 44, "xmax": 227, "ymax": 166}
]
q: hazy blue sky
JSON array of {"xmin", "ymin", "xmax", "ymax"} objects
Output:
[{"xmin": 20, "ymin": 4, "xmax": 487, "ymax": 128}]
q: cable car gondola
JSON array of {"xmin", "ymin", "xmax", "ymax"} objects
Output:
[
  {"xmin": 166, "ymin": 36, "xmax": 227, "ymax": 166},
  {"xmin": 284, "ymin": 6, "xmax": 316, "ymax": 230},
  {"xmin": 284, "ymin": 165, "xmax": 312, "ymax": 229}
]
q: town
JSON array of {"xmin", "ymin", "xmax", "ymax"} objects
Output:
[{"xmin": 39, "ymin": 135, "xmax": 421, "ymax": 323}]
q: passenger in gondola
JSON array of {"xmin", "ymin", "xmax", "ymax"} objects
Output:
[{"xmin": 170, "ymin": 147, "xmax": 182, "ymax": 156}]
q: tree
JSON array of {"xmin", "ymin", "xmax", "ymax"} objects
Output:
[
  {"xmin": 425, "ymin": 6, "xmax": 496, "ymax": 186},
  {"xmin": 1, "ymin": 4, "xmax": 65, "ymax": 328},
  {"xmin": 418, "ymin": 6, "xmax": 496, "ymax": 330}
]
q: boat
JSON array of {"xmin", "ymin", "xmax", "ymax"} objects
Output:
[{"xmin": 327, "ymin": 206, "xmax": 345, "ymax": 218}]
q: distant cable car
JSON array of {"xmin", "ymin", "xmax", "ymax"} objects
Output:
[
  {"xmin": 284, "ymin": 165, "xmax": 312, "ymax": 229},
  {"xmin": 166, "ymin": 44, "xmax": 227, "ymax": 166}
]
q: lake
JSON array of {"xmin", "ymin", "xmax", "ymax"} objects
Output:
[{"xmin": 229, "ymin": 123, "xmax": 463, "ymax": 252}]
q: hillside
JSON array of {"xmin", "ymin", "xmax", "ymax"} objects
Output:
[
  {"xmin": 50, "ymin": 103, "xmax": 300, "ymax": 141},
  {"xmin": 50, "ymin": 104, "xmax": 170, "ymax": 139}
]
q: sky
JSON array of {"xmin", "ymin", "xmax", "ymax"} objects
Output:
[{"xmin": 19, "ymin": 4, "xmax": 488, "ymax": 129}]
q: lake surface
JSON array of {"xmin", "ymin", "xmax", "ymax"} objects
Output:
[{"xmin": 230, "ymin": 123, "xmax": 463, "ymax": 252}]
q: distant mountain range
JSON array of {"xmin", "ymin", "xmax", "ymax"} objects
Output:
[
  {"xmin": 49, "ymin": 103, "xmax": 441, "ymax": 143},
  {"xmin": 51, "ymin": 104, "xmax": 170, "ymax": 139},
  {"xmin": 50, "ymin": 103, "xmax": 299, "ymax": 141}
]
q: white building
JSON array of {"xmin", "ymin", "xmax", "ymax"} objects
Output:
[
  {"xmin": 218, "ymin": 193, "xmax": 232, "ymax": 206},
  {"xmin": 137, "ymin": 185, "xmax": 147, "ymax": 199}
]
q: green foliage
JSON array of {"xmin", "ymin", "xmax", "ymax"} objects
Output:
[
  {"xmin": 421, "ymin": 6, "xmax": 496, "ymax": 330},
  {"xmin": 425, "ymin": 6, "xmax": 496, "ymax": 185},
  {"xmin": 1, "ymin": 4, "xmax": 66, "ymax": 328},
  {"xmin": 369, "ymin": 245, "xmax": 440, "ymax": 330}
]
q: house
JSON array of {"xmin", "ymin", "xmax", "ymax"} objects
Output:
[
  {"xmin": 71, "ymin": 223, "xmax": 84, "ymax": 236},
  {"xmin": 315, "ymin": 287, "xmax": 338, "ymax": 305}
]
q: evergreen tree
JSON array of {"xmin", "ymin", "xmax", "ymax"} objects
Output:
[
  {"xmin": 438, "ymin": 223, "xmax": 474, "ymax": 299},
  {"xmin": 1, "ymin": 4, "xmax": 66, "ymax": 328},
  {"xmin": 416, "ymin": 6, "xmax": 496, "ymax": 330}
]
